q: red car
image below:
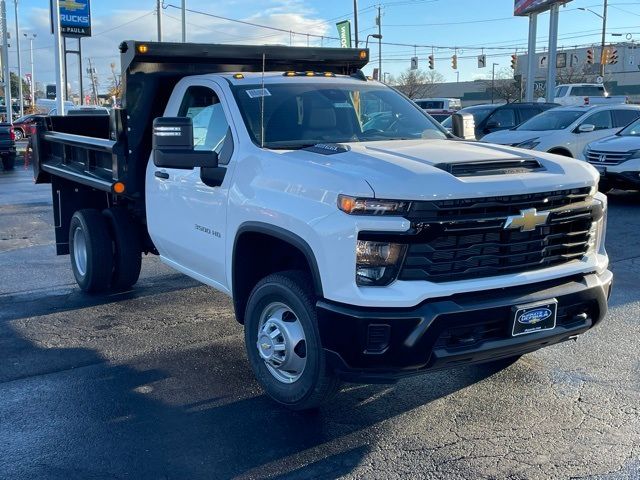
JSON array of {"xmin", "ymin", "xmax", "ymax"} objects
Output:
[{"xmin": 12, "ymin": 114, "xmax": 45, "ymax": 141}]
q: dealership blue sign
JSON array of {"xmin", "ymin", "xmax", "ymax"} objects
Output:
[{"xmin": 57, "ymin": 0, "xmax": 92, "ymax": 37}]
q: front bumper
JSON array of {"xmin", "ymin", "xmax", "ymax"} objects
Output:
[{"xmin": 317, "ymin": 271, "xmax": 612, "ymax": 383}]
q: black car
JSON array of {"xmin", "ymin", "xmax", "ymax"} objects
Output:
[
  {"xmin": 0, "ymin": 123, "xmax": 16, "ymax": 170},
  {"xmin": 442, "ymin": 102, "xmax": 559, "ymax": 139}
]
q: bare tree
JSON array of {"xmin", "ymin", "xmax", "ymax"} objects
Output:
[
  {"xmin": 485, "ymin": 68, "xmax": 521, "ymax": 103},
  {"xmin": 555, "ymin": 64, "xmax": 594, "ymax": 85},
  {"xmin": 393, "ymin": 68, "xmax": 444, "ymax": 99}
]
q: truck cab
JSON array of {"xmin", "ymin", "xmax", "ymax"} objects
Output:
[{"xmin": 33, "ymin": 41, "xmax": 613, "ymax": 410}]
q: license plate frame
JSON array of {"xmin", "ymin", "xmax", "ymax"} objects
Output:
[{"xmin": 511, "ymin": 300, "xmax": 558, "ymax": 337}]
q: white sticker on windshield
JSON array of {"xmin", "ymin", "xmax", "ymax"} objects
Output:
[{"xmin": 246, "ymin": 88, "xmax": 271, "ymax": 98}]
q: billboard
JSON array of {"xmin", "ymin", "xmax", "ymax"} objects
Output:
[
  {"xmin": 57, "ymin": 0, "xmax": 92, "ymax": 37},
  {"xmin": 336, "ymin": 21, "xmax": 352, "ymax": 49},
  {"xmin": 514, "ymin": 0, "xmax": 572, "ymax": 16}
]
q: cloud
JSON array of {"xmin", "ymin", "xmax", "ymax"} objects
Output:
[{"xmin": 13, "ymin": 3, "xmax": 332, "ymax": 97}]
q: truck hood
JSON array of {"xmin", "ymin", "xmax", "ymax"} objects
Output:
[
  {"xmin": 588, "ymin": 134, "xmax": 640, "ymax": 153},
  {"xmin": 480, "ymin": 129, "xmax": 558, "ymax": 146},
  {"xmin": 291, "ymin": 139, "xmax": 597, "ymax": 200}
]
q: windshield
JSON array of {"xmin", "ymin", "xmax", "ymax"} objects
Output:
[
  {"xmin": 618, "ymin": 117, "xmax": 640, "ymax": 136},
  {"xmin": 516, "ymin": 110, "xmax": 584, "ymax": 131},
  {"xmin": 441, "ymin": 106, "xmax": 494, "ymax": 129},
  {"xmin": 231, "ymin": 82, "xmax": 448, "ymax": 149}
]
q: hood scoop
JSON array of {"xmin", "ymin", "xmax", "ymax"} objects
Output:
[{"xmin": 434, "ymin": 158, "xmax": 545, "ymax": 177}]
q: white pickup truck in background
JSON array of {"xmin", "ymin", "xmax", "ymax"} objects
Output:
[{"xmin": 553, "ymin": 83, "xmax": 627, "ymax": 106}]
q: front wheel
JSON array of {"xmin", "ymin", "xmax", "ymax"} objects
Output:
[
  {"xmin": 244, "ymin": 271, "xmax": 340, "ymax": 410},
  {"xmin": 14, "ymin": 129, "xmax": 23, "ymax": 141}
]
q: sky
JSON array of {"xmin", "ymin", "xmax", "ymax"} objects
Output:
[{"xmin": 7, "ymin": 0, "xmax": 640, "ymax": 96}]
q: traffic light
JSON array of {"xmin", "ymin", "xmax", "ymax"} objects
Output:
[
  {"xmin": 609, "ymin": 48, "xmax": 619, "ymax": 64},
  {"xmin": 511, "ymin": 54, "xmax": 518, "ymax": 70},
  {"xmin": 428, "ymin": 54, "xmax": 435, "ymax": 70},
  {"xmin": 601, "ymin": 47, "xmax": 610, "ymax": 66},
  {"xmin": 586, "ymin": 48, "xmax": 594, "ymax": 64},
  {"xmin": 451, "ymin": 54, "xmax": 457, "ymax": 70}
]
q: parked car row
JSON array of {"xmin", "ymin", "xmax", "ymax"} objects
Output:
[{"xmin": 476, "ymin": 104, "xmax": 640, "ymax": 192}]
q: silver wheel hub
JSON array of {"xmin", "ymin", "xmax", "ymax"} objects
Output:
[
  {"xmin": 73, "ymin": 227, "xmax": 88, "ymax": 277},
  {"xmin": 256, "ymin": 302, "xmax": 307, "ymax": 384}
]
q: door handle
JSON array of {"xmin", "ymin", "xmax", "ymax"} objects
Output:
[{"xmin": 155, "ymin": 170, "xmax": 169, "ymax": 180}]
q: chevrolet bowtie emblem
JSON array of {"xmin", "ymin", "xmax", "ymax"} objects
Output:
[
  {"xmin": 60, "ymin": 0, "xmax": 85, "ymax": 11},
  {"xmin": 261, "ymin": 343, "xmax": 271, "ymax": 350},
  {"xmin": 504, "ymin": 208, "xmax": 550, "ymax": 232}
]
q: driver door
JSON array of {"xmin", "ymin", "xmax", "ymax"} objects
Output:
[{"xmin": 146, "ymin": 81, "xmax": 235, "ymax": 291}]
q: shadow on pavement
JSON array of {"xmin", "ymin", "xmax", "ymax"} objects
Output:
[{"xmin": 0, "ymin": 316, "xmax": 506, "ymax": 480}]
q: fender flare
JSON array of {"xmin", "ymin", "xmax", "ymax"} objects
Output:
[{"xmin": 232, "ymin": 221, "xmax": 324, "ymax": 298}]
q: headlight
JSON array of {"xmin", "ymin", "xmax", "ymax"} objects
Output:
[
  {"xmin": 587, "ymin": 193, "xmax": 607, "ymax": 257},
  {"xmin": 515, "ymin": 138, "xmax": 540, "ymax": 150},
  {"xmin": 338, "ymin": 195, "xmax": 410, "ymax": 216},
  {"xmin": 356, "ymin": 240, "xmax": 407, "ymax": 286},
  {"xmin": 628, "ymin": 149, "xmax": 640, "ymax": 159}
]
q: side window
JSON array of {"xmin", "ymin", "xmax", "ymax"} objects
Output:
[
  {"xmin": 584, "ymin": 110, "xmax": 613, "ymax": 130},
  {"xmin": 178, "ymin": 86, "xmax": 231, "ymax": 160},
  {"xmin": 518, "ymin": 107, "xmax": 541, "ymax": 124},
  {"xmin": 613, "ymin": 109, "xmax": 640, "ymax": 128},
  {"xmin": 556, "ymin": 86, "xmax": 569, "ymax": 97},
  {"xmin": 487, "ymin": 108, "xmax": 516, "ymax": 128}
]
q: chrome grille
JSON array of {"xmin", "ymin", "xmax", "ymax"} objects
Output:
[
  {"xmin": 398, "ymin": 188, "xmax": 595, "ymax": 283},
  {"xmin": 585, "ymin": 149, "xmax": 632, "ymax": 166}
]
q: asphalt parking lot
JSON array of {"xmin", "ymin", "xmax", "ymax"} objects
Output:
[{"xmin": 1, "ymin": 164, "xmax": 639, "ymax": 480}]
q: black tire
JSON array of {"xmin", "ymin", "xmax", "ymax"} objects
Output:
[
  {"xmin": 2, "ymin": 155, "xmax": 15, "ymax": 171},
  {"xmin": 69, "ymin": 209, "xmax": 114, "ymax": 293},
  {"xmin": 244, "ymin": 270, "xmax": 340, "ymax": 410},
  {"xmin": 103, "ymin": 208, "xmax": 142, "ymax": 290}
]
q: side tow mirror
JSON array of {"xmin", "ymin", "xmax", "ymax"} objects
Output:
[
  {"xmin": 578, "ymin": 124, "xmax": 596, "ymax": 133},
  {"xmin": 451, "ymin": 112, "xmax": 476, "ymax": 140},
  {"xmin": 152, "ymin": 117, "xmax": 218, "ymax": 169}
]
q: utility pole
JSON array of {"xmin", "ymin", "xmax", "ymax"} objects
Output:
[
  {"xmin": 353, "ymin": 0, "xmax": 358, "ymax": 47},
  {"xmin": 181, "ymin": 0, "xmax": 186, "ymax": 42},
  {"xmin": 377, "ymin": 5, "xmax": 381, "ymax": 82},
  {"xmin": 52, "ymin": 0, "xmax": 64, "ymax": 115},
  {"xmin": 491, "ymin": 62, "xmax": 498, "ymax": 104},
  {"xmin": 0, "ymin": 0, "xmax": 11, "ymax": 122},
  {"xmin": 13, "ymin": 0, "xmax": 22, "ymax": 116},
  {"xmin": 600, "ymin": 0, "xmax": 608, "ymax": 77},
  {"xmin": 157, "ymin": 0, "xmax": 163, "ymax": 42},
  {"xmin": 87, "ymin": 58, "xmax": 98, "ymax": 105}
]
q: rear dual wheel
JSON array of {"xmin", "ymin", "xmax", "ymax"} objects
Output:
[{"xmin": 69, "ymin": 208, "xmax": 141, "ymax": 293}]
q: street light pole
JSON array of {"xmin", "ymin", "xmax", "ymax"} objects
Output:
[
  {"xmin": 579, "ymin": 4, "xmax": 607, "ymax": 77},
  {"xmin": 157, "ymin": 0, "xmax": 163, "ymax": 42},
  {"xmin": 353, "ymin": 0, "xmax": 358, "ymax": 47},
  {"xmin": 600, "ymin": 0, "xmax": 608, "ymax": 77},
  {"xmin": 14, "ymin": 0, "xmax": 23, "ymax": 116},
  {"xmin": 0, "ymin": 0, "xmax": 11, "ymax": 123},
  {"xmin": 181, "ymin": 0, "xmax": 186, "ymax": 43},
  {"xmin": 52, "ymin": 0, "xmax": 64, "ymax": 115},
  {"xmin": 24, "ymin": 32, "xmax": 35, "ymax": 110},
  {"xmin": 377, "ymin": 5, "xmax": 381, "ymax": 84}
]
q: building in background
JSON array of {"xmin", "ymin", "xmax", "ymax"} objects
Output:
[{"xmin": 516, "ymin": 42, "xmax": 640, "ymax": 101}]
